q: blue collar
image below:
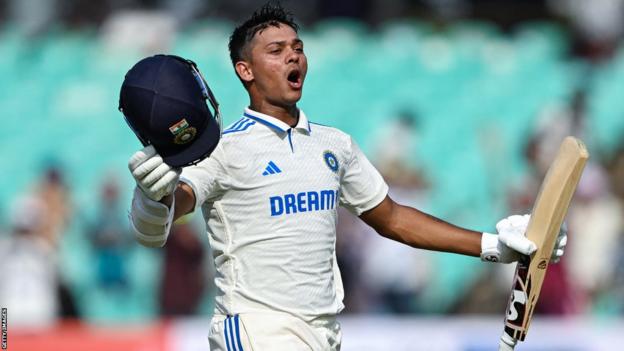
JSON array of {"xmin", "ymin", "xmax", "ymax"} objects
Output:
[{"xmin": 243, "ymin": 108, "xmax": 312, "ymax": 134}]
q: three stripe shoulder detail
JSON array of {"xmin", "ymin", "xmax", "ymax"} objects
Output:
[{"xmin": 223, "ymin": 118, "xmax": 256, "ymax": 135}]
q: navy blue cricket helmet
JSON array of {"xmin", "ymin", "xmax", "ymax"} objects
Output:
[{"xmin": 119, "ymin": 54, "xmax": 222, "ymax": 167}]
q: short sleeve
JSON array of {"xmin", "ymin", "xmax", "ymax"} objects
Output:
[
  {"xmin": 179, "ymin": 141, "xmax": 231, "ymax": 211},
  {"xmin": 339, "ymin": 137, "xmax": 389, "ymax": 215}
]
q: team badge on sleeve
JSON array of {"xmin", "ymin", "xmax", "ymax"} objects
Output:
[{"xmin": 323, "ymin": 151, "xmax": 339, "ymax": 173}]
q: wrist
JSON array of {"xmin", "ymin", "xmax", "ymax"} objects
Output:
[
  {"xmin": 137, "ymin": 183, "xmax": 162, "ymax": 202},
  {"xmin": 160, "ymin": 193, "xmax": 174, "ymax": 207},
  {"xmin": 480, "ymin": 232, "xmax": 500, "ymax": 262}
]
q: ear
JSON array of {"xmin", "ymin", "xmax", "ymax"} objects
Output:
[{"xmin": 235, "ymin": 61, "xmax": 254, "ymax": 83}]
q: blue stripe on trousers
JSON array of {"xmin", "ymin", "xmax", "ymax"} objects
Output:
[
  {"xmin": 224, "ymin": 316, "xmax": 232, "ymax": 351},
  {"xmin": 235, "ymin": 315, "xmax": 244, "ymax": 351},
  {"xmin": 228, "ymin": 316, "xmax": 237, "ymax": 351}
]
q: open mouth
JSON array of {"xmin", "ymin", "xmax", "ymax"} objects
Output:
[{"xmin": 287, "ymin": 69, "xmax": 302, "ymax": 89}]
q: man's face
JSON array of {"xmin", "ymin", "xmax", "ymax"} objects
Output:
[{"xmin": 242, "ymin": 24, "xmax": 307, "ymax": 107}]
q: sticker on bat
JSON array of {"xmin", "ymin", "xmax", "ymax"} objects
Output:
[
  {"xmin": 507, "ymin": 289, "xmax": 527, "ymax": 321},
  {"xmin": 504, "ymin": 259, "xmax": 531, "ymax": 330}
]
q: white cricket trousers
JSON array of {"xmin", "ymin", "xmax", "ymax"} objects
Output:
[{"xmin": 208, "ymin": 312, "xmax": 342, "ymax": 351}]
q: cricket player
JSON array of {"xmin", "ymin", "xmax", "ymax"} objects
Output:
[{"xmin": 127, "ymin": 3, "xmax": 567, "ymax": 350}]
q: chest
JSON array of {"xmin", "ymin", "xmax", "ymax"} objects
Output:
[{"xmin": 235, "ymin": 132, "xmax": 343, "ymax": 192}]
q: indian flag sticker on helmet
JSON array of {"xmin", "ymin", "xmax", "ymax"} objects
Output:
[
  {"xmin": 323, "ymin": 151, "xmax": 339, "ymax": 173},
  {"xmin": 169, "ymin": 118, "xmax": 197, "ymax": 144}
]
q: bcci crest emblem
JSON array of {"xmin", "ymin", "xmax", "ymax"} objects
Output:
[
  {"xmin": 169, "ymin": 118, "xmax": 197, "ymax": 145},
  {"xmin": 323, "ymin": 151, "xmax": 339, "ymax": 173}
]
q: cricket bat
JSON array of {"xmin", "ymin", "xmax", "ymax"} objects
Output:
[{"xmin": 499, "ymin": 136, "xmax": 589, "ymax": 350}]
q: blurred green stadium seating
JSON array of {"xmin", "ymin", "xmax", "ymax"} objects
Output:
[{"xmin": 1, "ymin": 19, "xmax": 622, "ymax": 320}]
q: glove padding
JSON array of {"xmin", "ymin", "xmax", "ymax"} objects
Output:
[
  {"xmin": 481, "ymin": 214, "xmax": 567, "ymax": 264},
  {"xmin": 128, "ymin": 145, "xmax": 180, "ymax": 201},
  {"xmin": 129, "ymin": 186, "xmax": 174, "ymax": 247}
]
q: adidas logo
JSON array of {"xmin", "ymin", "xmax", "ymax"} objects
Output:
[{"xmin": 262, "ymin": 161, "xmax": 282, "ymax": 176}]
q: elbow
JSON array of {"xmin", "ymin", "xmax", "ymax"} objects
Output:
[
  {"xmin": 375, "ymin": 206, "xmax": 415, "ymax": 246},
  {"xmin": 361, "ymin": 196, "xmax": 409, "ymax": 244},
  {"xmin": 373, "ymin": 209, "xmax": 403, "ymax": 242},
  {"xmin": 376, "ymin": 221, "xmax": 404, "ymax": 243}
]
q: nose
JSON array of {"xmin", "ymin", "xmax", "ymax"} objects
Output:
[{"xmin": 286, "ymin": 48, "xmax": 300, "ymax": 64}]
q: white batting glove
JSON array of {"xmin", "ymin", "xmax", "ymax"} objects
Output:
[
  {"xmin": 551, "ymin": 222, "xmax": 567, "ymax": 264},
  {"xmin": 128, "ymin": 145, "xmax": 180, "ymax": 201},
  {"xmin": 481, "ymin": 214, "xmax": 535, "ymax": 263},
  {"xmin": 481, "ymin": 214, "xmax": 567, "ymax": 264}
]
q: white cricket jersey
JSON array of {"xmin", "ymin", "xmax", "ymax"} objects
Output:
[{"xmin": 180, "ymin": 108, "xmax": 388, "ymax": 321}]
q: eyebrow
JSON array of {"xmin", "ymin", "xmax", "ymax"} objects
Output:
[{"xmin": 265, "ymin": 38, "xmax": 303, "ymax": 48}]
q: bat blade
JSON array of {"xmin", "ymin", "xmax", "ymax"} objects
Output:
[{"xmin": 499, "ymin": 136, "xmax": 589, "ymax": 349}]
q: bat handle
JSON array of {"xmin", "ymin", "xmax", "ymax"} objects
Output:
[{"xmin": 498, "ymin": 333, "xmax": 517, "ymax": 351}]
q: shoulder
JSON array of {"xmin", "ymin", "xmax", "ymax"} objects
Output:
[
  {"xmin": 308, "ymin": 120, "xmax": 357, "ymax": 164},
  {"xmin": 196, "ymin": 117, "xmax": 260, "ymax": 170},
  {"xmin": 309, "ymin": 121, "xmax": 351, "ymax": 143},
  {"xmin": 311, "ymin": 120, "xmax": 355, "ymax": 143},
  {"xmin": 216, "ymin": 117, "xmax": 259, "ymax": 155},
  {"xmin": 221, "ymin": 117, "xmax": 258, "ymax": 138}
]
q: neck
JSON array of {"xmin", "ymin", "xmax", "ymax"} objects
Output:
[{"xmin": 249, "ymin": 99, "xmax": 298, "ymax": 127}]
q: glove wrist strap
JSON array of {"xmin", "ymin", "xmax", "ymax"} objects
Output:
[{"xmin": 480, "ymin": 232, "xmax": 501, "ymax": 263}]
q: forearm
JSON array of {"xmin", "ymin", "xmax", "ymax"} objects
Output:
[
  {"xmin": 131, "ymin": 183, "xmax": 196, "ymax": 248},
  {"xmin": 384, "ymin": 204, "xmax": 482, "ymax": 257},
  {"xmin": 360, "ymin": 197, "xmax": 482, "ymax": 257},
  {"xmin": 127, "ymin": 146, "xmax": 198, "ymax": 247},
  {"xmin": 130, "ymin": 187, "xmax": 175, "ymax": 247}
]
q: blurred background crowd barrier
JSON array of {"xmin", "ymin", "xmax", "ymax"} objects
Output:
[{"xmin": 1, "ymin": 0, "xmax": 624, "ymax": 349}]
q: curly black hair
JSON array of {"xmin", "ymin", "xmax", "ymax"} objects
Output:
[{"xmin": 228, "ymin": 1, "xmax": 299, "ymax": 66}]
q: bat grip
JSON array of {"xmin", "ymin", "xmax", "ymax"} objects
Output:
[{"xmin": 498, "ymin": 333, "xmax": 517, "ymax": 351}]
